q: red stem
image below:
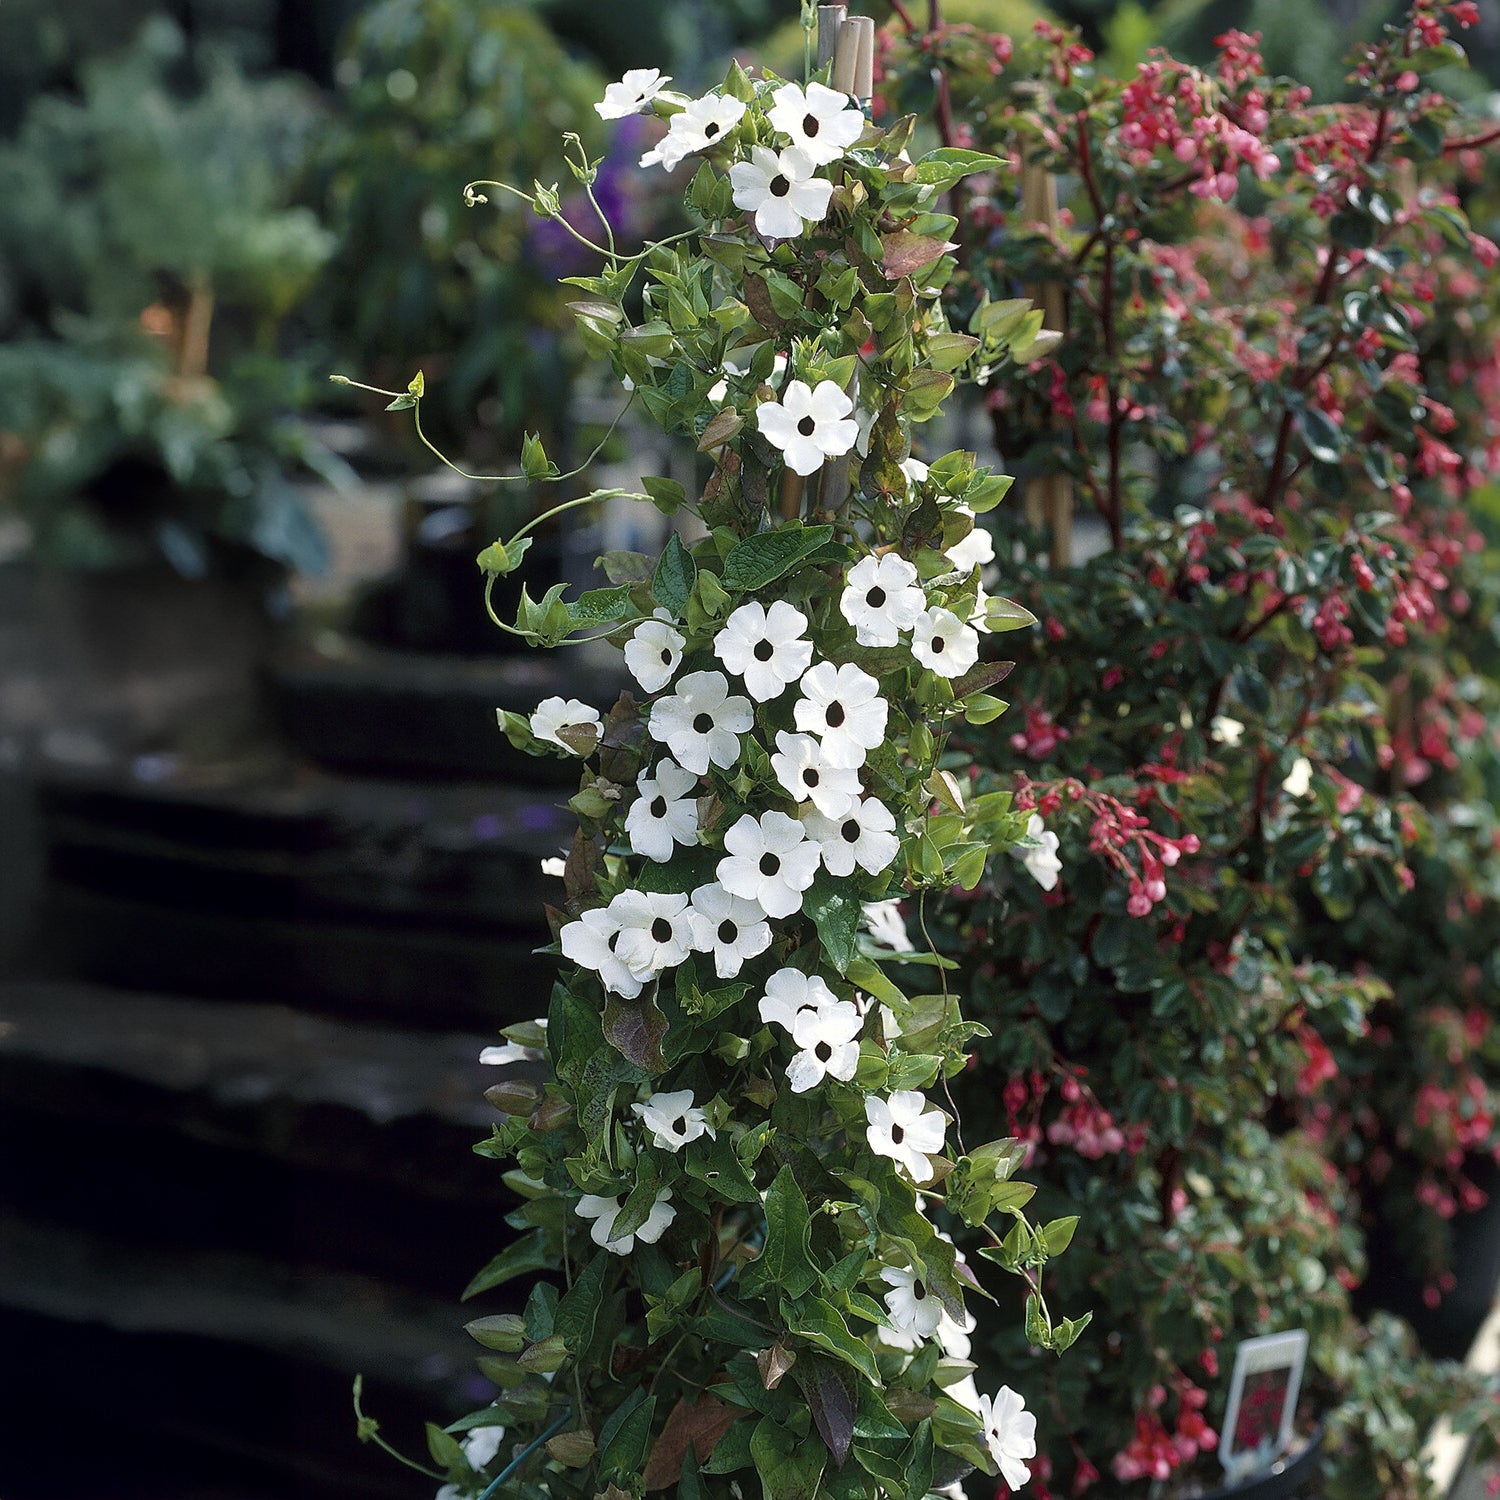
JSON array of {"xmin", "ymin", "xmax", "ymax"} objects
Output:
[
  {"xmin": 886, "ymin": 0, "xmax": 917, "ymax": 31},
  {"xmin": 1443, "ymin": 125, "xmax": 1500, "ymax": 154}
]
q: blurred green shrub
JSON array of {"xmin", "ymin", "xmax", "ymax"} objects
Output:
[{"xmin": 0, "ymin": 19, "xmax": 342, "ymax": 577}]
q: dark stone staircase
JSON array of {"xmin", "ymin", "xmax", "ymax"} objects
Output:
[{"xmin": 0, "ymin": 579, "xmax": 613, "ymax": 1499}]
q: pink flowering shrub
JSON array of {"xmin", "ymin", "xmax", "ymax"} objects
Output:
[{"xmin": 878, "ymin": 2, "xmax": 1500, "ymax": 1494}]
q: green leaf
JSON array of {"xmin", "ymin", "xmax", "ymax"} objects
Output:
[
  {"xmin": 912, "ymin": 148, "xmax": 1004, "ymax": 193},
  {"xmin": 476, "ymin": 534, "xmax": 533, "ymax": 578},
  {"xmin": 740, "ymin": 1165, "xmax": 818, "ymax": 1300},
  {"xmin": 599, "ymin": 1390, "xmax": 658, "ymax": 1481},
  {"xmin": 553, "ymin": 1249, "xmax": 610, "ymax": 1350},
  {"xmin": 645, "ymin": 476, "xmax": 688, "ymax": 515},
  {"xmin": 463, "ymin": 1229, "xmax": 554, "ymax": 1299},
  {"xmin": 721, "ymin": 524, "xmax": 834, "ymax": 592},
  {"xmin": 1296, "ymin": 405, "xmax": 1344, "ymax": 465},
  {"xmin": 566, "ymin": 584, "xmax": 636, "ymax": 630},
  {"xmin": 803, "ymin": 871, "xmax": 862, "ymax": 976},
  {"xmin": 786, "ymin": 1297, "xmax": 881, "ymax": 1384},
  {"xmin": 751, "ymin": 1416, "xmax": 826, "ymax": 1500},
  {"xmin": 426, "ymin": 1422, "xmax": 466, "ymax": 1470},
  {"xmin": 1042, "ymin": 1215, "xmax": 1078, "ymax": 1255},
  {"xmin": 982, "ymin": 596, "xmax": 1037, "ymax": 633},
  {"xmin": 464, "ymin": 1313, "xmax": 527, "ymax": 1351},
  {"xmin": 520, "ymin": 431, "xmax": 556, "ymax": 479},
  {"xmin": 654, "ymin": 534, "xmax": 698, "ymax": 615}
]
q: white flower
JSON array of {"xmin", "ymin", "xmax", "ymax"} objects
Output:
[
  {"xmin": 1018, "ymin": 813, "xmax": 1062, "ymax": 891},
  {"xmin": 729, "ymin": 144, "xmax": 833, "ymax": 240},
  {"xmin": 560, "ymin": 906, "xmax": 646, "ymax": 998},
  {"xmin": 540, "ymin": 856, "xmax": 567, "ymax": 878},
  {"xmin": 786, "ymin": 999, "xmax": 863, "ymax": 1092},
  {"xmin": 611, "ymin": 889, "xmax": 695, "ymax": 976},
  {"xmin": 911, "ymin": 607, "xmax": 980, "ymax": 678},
  {"xmin": 647, "ymin": 670, "xmax": 753, "ymax": 775},
  {"xmin": 976, "ymin": 1387, "xmax": 1037, "ymax": 1491},
  {"xmin": 861, "ymin": 898, "xmax": 915, "ymax": 954},
  {"xmin": 479, "ymin": 1039, "xmax": 544, "ymax": 1066},
  {"xmin": 718, "ymin": 810, "xmax": 821, "ymax": 919},
  {"xmin": 462, "ymin": 1426, "xmax": 506, "ymax": 1470},
  {"xmin": 840, "ymin": 553, "xmax": 926, "ymax": 647},
  {"xmin": 688, "ymin": 882, "xmax": 773, "ymax": 978},
  {"xmin": 530, "ymin": 696, "xmax": 601, "ymax": 755},
  {"xmin": 624, "ymin": 614, "xmax": 685, "ymax": 694},
  {"xmin": 626, "ymin": 758, "xmax": 700, "ymax": 863},
  {"xmin": 969, "ymin": 579, "xmax": 993, "ymax": 634},
  {"xmin": 771, "ymin": 731, "xmax": 861, "ymax": 819},
  {"xmin": 880, "ymin": 1264, "xmax": 944, "ymax": 1338},
  {"xmin": 632, "ymin": 1088, "xmax": 715, "ymax": 1151},
  {"xmin": 865, "ymin": 1091, "xmax": 947, "ymax": 1183},
  {"xmin": 713, "ymin": 600, "xmax": 813, "ymax": 701},
  {"xmin": 758, "ymin": 967, "xmax": 838, "ymax": 1032},
  {"xmin": 805, "ymin": 796, "xmax": 900, "ymax": 878},
  {"xmin": 596, "ymin": 68, "xmax": 671, "ymax": 119},
  {"xmin": 575, "ymin": 1189, "xmax": 676, "ymax": 1254},
  {"xmin": 640, "ymin": 91, "xmax": 746, "ymax": 171},
  {"xmin": 794, "ymin": 661, "xmax": 888, "ymax": 768},
  {"xmin": 437, "ymin": 1486, "xmax": 463, "ymax": 1500},
  {"xmin": 1283, "ymin": 756, "xmax": 1313, "ymax": 798},
  {"xmin": 766, "ymin": 80, "xmax": 865, "ymax": 166},
  {"xmin": 901, "ymin": 455, "xmax": 930, "ymax": 487},
  {"xmin": 945, "ymin": 507, "xmax": 995, "ymax": 575},
  {"xmin": 1211, "ymin": 714, "xmax": 1245, "ymax": 747},
  {"xmin": 757, "ymin": 380, "xmax": 859, "ymax": 477}
]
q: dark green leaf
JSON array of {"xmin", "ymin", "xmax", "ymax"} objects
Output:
[
  {"xmin": 721, "ymin": 525, "xmax": 834, "ymax": 593},
  {"xmin": 463, "ymin": 1229, "xmax": 554, "ymax": 1300},
  {"xmin": 803, "ymin": 871, "xmax": 863, "ymax": 976},
  {"xmin": 739, "ymin": 1165, "xmax": 818, "ymax": 1300},
  {"xmin": 654, "ymin": 535, "xmax": 698, "ymax": 615}
]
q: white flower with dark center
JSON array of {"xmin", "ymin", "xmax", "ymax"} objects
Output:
[
  {"xmin": 596, "ymin": 68, "xmax": 671, "ymax": 119},
  {"xmin": 624, "ymin": 614, "xmax": 685, "ymax": 694},
  {"xmin": 804, "ymin": 796, "xmax": 900, "ymax": 878},
  {"xmin": 729, "ymin": 144, "xmax": 832, "ymax": 240},
  {"xmin": 688, "ymin": 882, "xmax": 772, "ymax": 978},
  {"xmin": 462, "ymin": 1426, "xmax": 506, "ymax": 1470},
  {"xmin": 840, "ymin": 553, "xmax": 926, "ymax": 647},
  {"xmin": 758, "ymin": 967, "xmax": 838, "ymax": 1032},
  {"xmin": 756, "ymin": 380, "xmax": 859, "ymax": 477},
  {"xmin": 766, "ymin": 80, "xmax": 865, "ymax": 166},
  {"xmin": 880, "ymin": 1264, "xmax": 943, "ymax": 1338},
  {"xmin": 626, "ymin": 758, "xmax": 700, "ymax": 863},
  {"xmin": 530, "ymin": 696, "xmax": 601, "ymax": 755},
  {"xmin": 611, "ymin": 889, "xmax": 695, "ymax": 976},
  {"xmin": 945, "ymin": 505, "xmax": 995, "ymax": 576},
  {"xmin": 560, "ymin": 907, "xmax": 646, "ymax": 998},
  {"xmin": 1018, "ymin": 813, "xmax": 1062, "ymax": 891},
  {"xmin": 866, "ymin": 1091, "xmax": 948, "ymax": 1183},
  {"xmin": 640, "ymin": 92, "xmax": 746, "ymax": 171},
  {"xmin": 794, "ymin": 661, "xmax": 888, "ymax": 768},
  {"xmin": 632, "ymin": 1088, "xmax": 715, "ymax": 1151},
  {"xmin": 647, "ymin": 670, "xmax": 752, "ymax": 775},
  {"xmin": 718, "ymin": 810, "xmax": 821, "ymax": 919},
  {"xmin": 911, "ymin": 607, "xmax": 980, "ymax": 678},
  {"xmin": 861, "ymin": 898, "xmax": 914, "ymax": 954},
  {"xmin": 575, "ymin": 1189, "xmax": 676, "ymax": 1254},
  {"xmin": 713, "ymin": 600, "xmax": 813, "ymax": 701},
  {"xmin": 771, "ymin": 731, "xmax": 860, "ymax": 819},
  {"xmin": 786, "ymin": 999, "xmax": 863, "ymax": 1092},
  {"xmin": 976, "ymin": 1387, "xmax": 1037, "ymax": 1491}
]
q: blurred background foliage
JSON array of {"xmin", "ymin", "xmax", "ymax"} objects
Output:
[{"xmin": 0, "ymin": 0, "xmax": 1495, "ymax": 581}]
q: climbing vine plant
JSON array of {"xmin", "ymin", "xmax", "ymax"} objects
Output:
[{"xmin": 345, "ymin": 16, "xmax": 1084, "ymax": 1500}]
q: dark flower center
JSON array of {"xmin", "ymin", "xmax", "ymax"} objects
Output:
[
  {"xmin": 867, "ymin": 586, "xmax": 886, "ymax": 608},
  {"xmin": 931, "ymin": 635, "xmax": 945, "ymax": 652},
  {"xmin": 841, "ymin": 819, "xmax": 861, "ymax": 843},
  {"xmin": 913, "ymin": 1279, "xmax": 927, "ymax": 1299},
  {"xmin": 804, "ymin": 769, "xmax": 820, "ymax": 788},
  {"xmin": 797, "ymin": 415, "xmax": 817, "ymax": 436},
  {"xmin": 769, "ymin": 173, "xmax": 791, "ymax": 197},
  {"xmin": 759, "ymin": 852, "xmax": 781, "ymax": 876},
  {"xmin": 754, "ymin": 639, "xmax": 775, "ymax": 661},
  {"xmin": 672, "ymin": 1115, "xmax": 688, "ymax": 1135},
  {"xmin": 825, "ymin": 701, "xmax": 846, "ymax": 728},
  {"xmin": 803, "ymin": 113, "xmax": 820, "ymax": 136},
  {"xmin": 717, "ymin": 919, "xmax": 738, "ymax": 945},
  {"xmin": 650, "ymin": 796, "xmax": 668, "ymax": 818},
  {"xmin": 890, "ymin": 1124, "xmax": 905, "ymax": 1144},
  {"xmin": 693, "ymin": 712, "xmax": 715, "ymax": 734},
  {"xmin": 705, "ymin": 122, "xmax": 721, "ymax": 139},
  {"xmin": 660, "ymin": 648, "xmax": 673, "ymax": 664},
  {"xmin": 651, "ymin": 918, "xmax": 673, "ymax": 943},
  {"xmin": 815, "ymin": 1041, "xmax": 832, "ymax": 1061}
]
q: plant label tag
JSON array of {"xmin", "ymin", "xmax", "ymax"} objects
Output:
[{"xmin": 1218, "ymin": 1329, "xmax": 1309, "ymax": 1484}]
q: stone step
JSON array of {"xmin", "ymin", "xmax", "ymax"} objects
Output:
[{"xmin": 270, "ymin": 636, "xmax": 624, "ymax": 782}]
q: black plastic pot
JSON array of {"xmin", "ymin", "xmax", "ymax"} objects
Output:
[{"xmin": 1184, "ymin": 1427, "xmax": 1325, "ymax": 1500}]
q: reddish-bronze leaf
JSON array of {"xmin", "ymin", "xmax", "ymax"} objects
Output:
[
  {"xmin": 951, "ymin": 660, "xmax": 1016, "ymax": 699},
  {"xmin": 602, "ymin": 993, "xmax": 669, "ymax": 1073},
  {"xmin": 881, "ymin": 232, "xmax": 955, "ymax": 280},
  {"xmin": 795, "ymin": 1354, "xmax": 857, "ymax": 1469},
  {"xmin": 642, "ymin": 1397, "xmax": 742, "ymax": 1490}
]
